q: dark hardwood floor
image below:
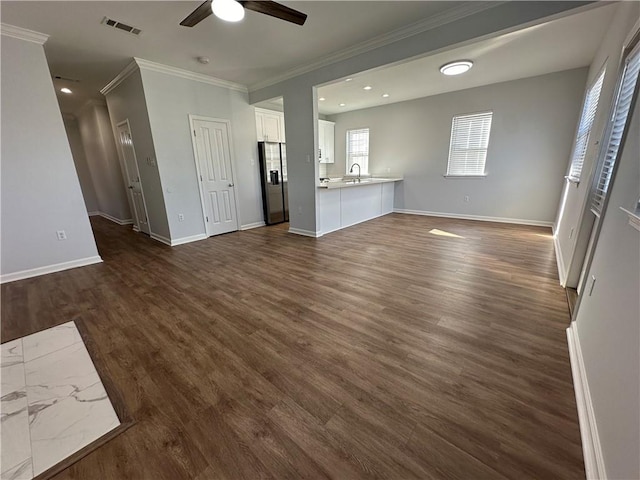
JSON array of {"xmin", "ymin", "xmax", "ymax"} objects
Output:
[{"xmin": 1, "ymin": 214, "xmax": 584, "ymax": 479}]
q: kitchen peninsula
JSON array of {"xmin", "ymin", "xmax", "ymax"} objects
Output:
[{"xmin": 317, "ymin": 177, "xmax": 402, "ymax": 236}]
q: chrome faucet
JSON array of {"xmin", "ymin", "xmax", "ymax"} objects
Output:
[{"xmin": 349, "ymin": 163, "xmax": 361, "ymax": 181}]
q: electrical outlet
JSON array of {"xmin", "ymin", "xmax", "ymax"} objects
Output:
[
  {"xmin": 386, "ymin": 167, "xmax": 391, "ymax": 173},
  {"xmin": 297, "ymin": 206, "xmax": 302, "ymax": 214},
  {"xmin": 56, "ymin": 230, "xmax": 67, "ymax": 240},
  {"xmin": 250, "ymin": 158, "xmax": 255, "ymax": 166},
  {"xmin": 569, "ymin": 227, "xmax": 575, "ymax": 239},
  {"xmin": 178, "ymin": 214, "xmax": 184, "ymax": 222},
  {"xmin": 464, "ymin": 195, "xmax": 470, "ymax": 203}
]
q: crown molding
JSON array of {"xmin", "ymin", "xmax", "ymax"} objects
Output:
[
  {"xmin": 0, "ymin": 23, "xmax": 49, "ymax": 45},
  {"xmin": 134, "ymin": 58, "xmax": 248, "ymax": 93},
  {"xmin": 248, "ymin": 1, "xmax": 504, "ymax": 92},
  {"xmin": 100, "ymin": 60, "xmax": 139, "ymax": 96}
]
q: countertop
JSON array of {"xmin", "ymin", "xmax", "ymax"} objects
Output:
[{"xmin": 318, "ymin": 177, "xmax": 403, "ymax": 189}]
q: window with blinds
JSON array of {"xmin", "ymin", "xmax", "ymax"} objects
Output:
[
  {"xmin": 446, "ymin": 112, "xmax": 493, "ymax": 176},
  {"xmin": 346, "ymin": 128, "xmax": 369, "ymax": 174},
  {"xmin": 591, "ymin": 44, "xmax": 640, "ymax": 216},
  {"xmin": 567, "ymin": 69, "xmax": 606, "ymax": 182}
]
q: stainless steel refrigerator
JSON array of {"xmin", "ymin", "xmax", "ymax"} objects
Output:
[{"xmin": 258, "ymin": 142, "xmax": 289, "ymax": 225}]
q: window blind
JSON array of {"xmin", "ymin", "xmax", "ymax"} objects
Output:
[
  {"xmin": 346, "ymin": 128, "xmax": 369, "ymax": 174},
  {"xmin": 568, "ymin": 69, "xmax": 606, "ymax": 182},
  {"xmin": 446, "ymin": 112, "xmax": 493, "ymax": 176},
  {"xmin": 591, "ymin": 45, "xmax": 640, "ymax": 216}
]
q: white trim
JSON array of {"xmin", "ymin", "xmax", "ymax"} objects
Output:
[
  {"xmin": 392, "ymin": 209, "xmax": 553, "ymax": 227},
  {"xmin": 554, "ymin": 233, "xmax": 568, "ymax": 287},
  {"xmin": 0, "ymin": 256, "xmax": 103, "ymax": 284},
  {"xmin": 135, "ymin": 58, "xmax": 247, "ymax": 93},
  {"xmin": 97, "ymin": 212, "xmax": 134, "ymax": 226},
  {"xmin": 170, "ymin": 234, "xmax": 208, "ymax": 246},
  {"xmin": 248, "ymin": 2, "xmax": 500, "ymax": 92},
  {"xmin": 100, "ymin": 60, "xmax": 138, "ymax": 96},
  {"xmin": 88, "ymin": 211, "xmax": 101, "ymax": 217},
  {"xmin": 288, "ymin": 228, "xmax": 320, "ymax": 238},
  {"xmin": 566, "ymin": 322, "xmax": 607, "ymax": 480},
  {"xmin": 0, "ymin": 23, "xmax": 49, "ymax": 44},
  {"xmin": 319, "ymin": 211, "xmax": 392, "ymax": 237},
  {"xmin": 240, "ymin": 221, "xmax": 266, "ymax": 231},
  {"xmin": 150, "ymin": 232, "xmax": 172, "ymax": 246}
]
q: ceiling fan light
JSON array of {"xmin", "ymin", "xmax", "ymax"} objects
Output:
[
  {"xmin": 440, "ymin": 60, "xmax": 473, "ymax": 76},
  {"xmin": 212, "ymin": 0, "xmax": 245, "ymax": 22}
]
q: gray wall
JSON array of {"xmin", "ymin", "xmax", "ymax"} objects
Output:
[
  {"xmin": 63, "ymin": 117, "xmax": 99, "ymax": 213},
  {"xmin": 77, "ymin": 102, "xmax": 131, "ymax": 221},
  {"xmin": 139, "ymin": 68, "xmax": 263, "ymax": 240},
  {"xmin": 105, "ymin": 70, "xmax": 170, "ymax": 239},
  {"xmin": 554, "ymin": 2, "xmax": 640, "ymax": 286},
  {"xmin": 1, "ymin": 34, "xmax": 100, "ymax": 278},
  {"xmin": 574, "ymin": 97, "xmax": 639, "ymax": 480},
  {"xmin": 327, "ymin": 68, "xmax": 587, "ymax": 225}
]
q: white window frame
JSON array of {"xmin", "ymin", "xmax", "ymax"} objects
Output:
[
  {"xmin": 445, "ymin": 111, "xmax": 493, "ymax": 178},
  {"xmin": 346, "ymin": 128, "xmax": 369, "ymax": 175},
  {"xmin": 566, "ymin": 67, "xmax": 606, "ymax": 183}
]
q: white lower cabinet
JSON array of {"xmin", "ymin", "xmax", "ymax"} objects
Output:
[{"xmin": 318, "ymin": 181, "xmax": 397, "ymax": 235}]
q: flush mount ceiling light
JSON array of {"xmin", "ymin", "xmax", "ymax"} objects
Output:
[
  {"xmin": 60, "ymin": 87, "xmax": 72, "ymax": 94},
  {"xmin": 211, "ymin": 0, "xmax": 245, "ymax": 22},
  {"xmin": 363, "ymin": 85, "xmax": 372, "ymax": 91},
  {"xmin": 440, "ymin": 60, "xmax": 473, "ymax": 76}
]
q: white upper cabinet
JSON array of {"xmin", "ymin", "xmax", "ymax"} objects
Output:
[
  {"xmin": 319, "ymin": 119, "xmax": 335, "ymax": 164},
  {"xmin": 255, "ymin": 108, "xmax": 285, "ymax": 143}
]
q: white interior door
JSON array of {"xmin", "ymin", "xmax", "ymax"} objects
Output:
[
  {"xmin": 117, "ymin": 121, "xmax": 150, "ymax": 235},
  {"xmin": 192, "ymin": 118, "xmax": 239, "ymax": 236}
]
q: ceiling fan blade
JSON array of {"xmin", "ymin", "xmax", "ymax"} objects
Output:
[
  {"xmin": 240, "ymin": 1, "xmax": 307, "ymax": 25},
  {"xmin": 180, "ymin": 0, "xmax": 213, "ymax": 27}
]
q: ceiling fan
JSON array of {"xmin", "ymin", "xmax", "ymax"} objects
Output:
[{"xmin": 180, "ymin": 0, "xmax": 307, "ymax": 26}]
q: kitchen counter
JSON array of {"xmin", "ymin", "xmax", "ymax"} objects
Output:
[{"xmin": 318, "ymin": 177, "xmax": 403, "ymax": 189}]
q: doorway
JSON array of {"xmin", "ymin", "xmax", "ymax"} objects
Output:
[
  {"xmin": 189, "ymin": 116, "xmax": 239, "ymax": 237},
  {"xmin": 116, "ymin": 120, "xmax": 150, "ymax": 235}
]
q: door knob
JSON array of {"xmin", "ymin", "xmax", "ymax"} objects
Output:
[
  {"xmin": 128, "ymin": 186, "xmax": 134, "ymax": 189},
  {"xmin": 228, "ymin": 183, "xmax": 234, "ymax": 187}
]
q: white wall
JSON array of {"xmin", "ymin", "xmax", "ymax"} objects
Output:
[
  {"xmin": 327, "ymin": 68, "xmax": 587, "ymax": 225},
  {"xmin": 63, "ymin": 116, "xmax": 99, "ymax": 213},
  {"xmin": 105, "ymin": 70, "xmax": 170, "ymax": 239},
  {"xmin": 139, "ymin": 68, "xmax": 263, "ymax": 240},
  {"xmin": 554, "ymin": 2, "xmax": 640, "ymax": 286},
  {"xmin": 573, "ymin": 97, "xmax": 639, "ymax": 480},
  {"xmin": 77, "ymin": 102, "xmax": 131, "ymax": 221},
  {"xmin": 1, "ymin": 33, "xmax": 100, "ymax": 281}
]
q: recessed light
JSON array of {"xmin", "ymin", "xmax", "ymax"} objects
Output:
[
  {"xmin": 339, "ymin": 103, "xmax": 346, "ymax": 107},
  {"xmin": 345, "ymin": 78, "xmax": 352, "ymax": 82},
  {"xmin": 440, "ymin": 60, "xmax": 473, "ymax": 76},
  {"xmin": 382, "ymin": 93, "xmax": 390, "ymax": 98},
  {"xmin": 60, "ymin": 88, "xmax": 72, "ymax": 94},
  {"xmin": 319, "ymin": 97, "xmax": 326, "ymax": 101},
  {"xmin": 197, "ymin": 56, "xmax": 210, "ymax": 64},
  {"xmin": 363, "ymin": 85, "xmax": 372, "ymax": 91}
]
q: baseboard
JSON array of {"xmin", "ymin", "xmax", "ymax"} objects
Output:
[
  {"xmin": 553, "ymin": 233, "xmax": 568, "ymax": 287},
  {"xmin": 288, "ymin": 227, "xmax": 320, "ymax": 238},
  {"xmin": 566, "ymin": 322, "xmax": 607, "ymax": 480},
  {"xmin": 393, "ymin": 209, "xmax": 554, "ymax": 227},
  {"xmin": 87, "ymin": 211, "xmax": 101, "ymax": 217},
  {"xmin": 149, "ymin": 232, "xmax": 172, "ymax": 246},
  {"xmin": 170, "ymin": 233, "xmax": 208, "ymax": 246},
  {"xmin": 319, "ymin": 211, "xmax": 392, "ymax": 237},
  {"xmin": 240, "ymin": 221, "xmax": 266, "ymax": 231},
  {"xmin": 92, "ymin": 211, "xmax": 134, "ymax": 226},
  {"xmin": 0, "ymin": 256, "xmax": 103, "ymax": 284}
]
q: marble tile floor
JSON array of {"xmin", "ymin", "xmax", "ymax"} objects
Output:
[{"xmin": 1, "ymin": 322, "xmax": 120, "ymax": 479}]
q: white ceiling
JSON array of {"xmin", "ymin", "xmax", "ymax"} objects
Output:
[
  {"xmin": 316, "ymin": 3, "xmax": 615, "ymax": 115},
  {"xmin": 0, "ymin": 0, "xmax": 471, "ymax": 113}
]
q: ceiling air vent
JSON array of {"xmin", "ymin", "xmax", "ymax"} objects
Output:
[{"xmin": 101, "ymin": 17, "xmax": 142, "ymax": 36}]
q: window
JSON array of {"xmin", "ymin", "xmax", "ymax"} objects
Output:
[
  {"xmin": 446, "ymin": 111, "xmax": 493, "ymax": 177},
  {"xmin": 591, "ymin": 43, "xmax": 640, "ymax": 215},
  {"xmin": 567, "ymin": 69, "xmax": 606, "ymax": 182},
  {"xmin": 346, "ymin": 128, "xmax": 369, "ymax": 175}
]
